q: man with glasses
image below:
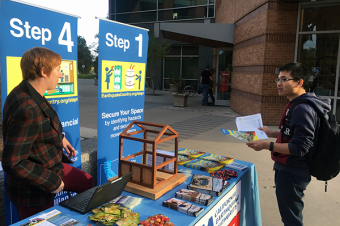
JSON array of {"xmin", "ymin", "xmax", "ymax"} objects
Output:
[{"xmin": 246, "ymin": 62, "xmax": 331, "ymax": 226}]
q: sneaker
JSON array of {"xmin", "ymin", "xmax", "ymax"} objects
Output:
[{"xmin": 202, "ymin": 103, "xmax": 208, "ymax": 106}]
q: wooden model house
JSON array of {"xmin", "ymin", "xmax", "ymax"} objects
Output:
[{"xmin": 118, "ymin": 120, "xmax": 186, "ymax": 199}]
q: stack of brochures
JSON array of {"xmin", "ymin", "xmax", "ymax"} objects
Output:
[
  {"xmin": 183, "ymin": 158, "xmax": 225, "ymax": 173},
  {"xmin": 225, "ymin": 162, "xmax": 248, "ymax": 171},
  {"xmin": 178, "ymin": 148, "xmax": 205, "ymax": 158},
  {"xmin": 197, "ymin": 153, "xmax": 234, "ymax": 165},
  {"xmin": 177, "ymin": 154, "xmax": 193, "ymax": 166},
  {"xmin": 175, "ymin": 188, "xmax": 214, "ymax": 206},
  {"xmin": 162, "ymin": 197, "xmax": 204, "ymax": 217},
  {"xmin": 187, "ymin": 174, "xmax": 230, "ymax": 196}
]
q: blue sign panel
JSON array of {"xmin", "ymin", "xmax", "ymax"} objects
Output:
[
  {"xmin": 0, "ymin": 0, "xmax": 81, "ymax": 225},
  {"xmin": 97, "ymin": 19, "xmax": 149, "ymax": 185}
]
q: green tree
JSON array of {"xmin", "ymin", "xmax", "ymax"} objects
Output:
[
  {"xmin": 147, "ymin": 34, "xmax": 171, "ymax": 95},
  {"xmin": 78, "ymin": 36, "xmax": 93, "ymax": 74}
]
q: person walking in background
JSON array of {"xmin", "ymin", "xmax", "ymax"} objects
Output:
[
  {"xmin": 208, "ymin": 68, "xmax": 216, "ymax": 105},
  {"xmin": 200, "ymin": 65, "xmax": 213, "ymax": 106},
  {"xmin": 246, "ymin": 62, "xmax": 330, "ymax": 226},
  {"xmin": 2, "ymin": 47, "xmax": 93, "ymax": 220}
]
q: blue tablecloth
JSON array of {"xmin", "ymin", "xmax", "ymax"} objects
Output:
[{"xmin": 12, "ymin": 159, "xmax": 262, "ymax": 226}]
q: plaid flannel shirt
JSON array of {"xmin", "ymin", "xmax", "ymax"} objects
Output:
[{"xmin": 2, "ymin": 80, "xmax": 72, "ymax": 207}]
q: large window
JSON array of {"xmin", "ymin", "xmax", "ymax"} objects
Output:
[
  {"xmin": 297, "ymin": 33, "xmax": 339, "ymax": 96},
  {"xmin": 116, "ymin": 12, "xmax": 157, "ymax": 23},
  {"xmin": 296, "ymin": 3, "xmax": 340, "ymax": 120},
  {"xmin": 158, "ymin": 6, "xmax": 207, "ymax": 21},
  {"xmin": 110, "ymin": 0, "xmax": 215, "ymax": 24},
  {"xmin": 300, "ymin": 4, "xmax": 340, "ymax": 32},
  {"xmin": 112, "ymin": 0, "xmax": 157, "ymax": 13},
  {"xmin": 163, "ymin": 45, "xmax": 199, "ymax": 88},
  {"xmin": 158, "ymin": 0, "xmax": 210, "ymax": 9}
]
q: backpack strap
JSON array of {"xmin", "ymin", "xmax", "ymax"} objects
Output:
[{"xmin": 280, "ymin": 100, "xmax": 307, "ymax": 142}]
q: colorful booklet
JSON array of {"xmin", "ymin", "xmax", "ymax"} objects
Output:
[
  {"xmin": 175, "ymin": 188, "xmax": 214, "ymax": 206},
  {"xmin": 187, "ymin": 174, "xmax": 230, "ymax": 196},
  {"xmin": 178, "ymin": 148, "xmax": 205, "ymax": 158},
  {"xmin": 221, "ymin": 129, "xmax": 259, "ymax": 142},
  {"xmin": 183, "ymin": 158, "xmax": 224, "ymax": 173},
  {"xmin": 177, "ymin": 155, "xmax": 193, "ymax": 166},
  {"xmin": 197, "ymin": 153, "xmax": 234, "ymax": 165},
  {"xmin": 162, "ymin": 197, "xmax": 204, "ymax": 217}
]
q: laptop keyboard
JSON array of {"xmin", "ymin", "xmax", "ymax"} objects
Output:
[{"xmin": 70, "ymin": 196, "xmax": 91, "ymax": 211}]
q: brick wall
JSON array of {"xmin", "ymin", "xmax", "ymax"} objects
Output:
[
  {"xmin": 216, "ymin": 0, "xmax": 236, "ymax": 24},
  {"xmin": 224, "ymin": 1, "xmax": 298, "ymax": 125},
  {"xmin": 234, "ymin": 11, "xmax": 267, "ymax": 44}
]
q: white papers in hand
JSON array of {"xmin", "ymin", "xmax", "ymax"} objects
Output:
[{"xmin": 235, "ymin": 113, "xmax": 268, "ymax": 139}]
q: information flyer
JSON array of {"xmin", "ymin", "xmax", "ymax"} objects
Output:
[
  {"xmin": 19, "ymin": 209, "xmax": 86, "ymax": 226},
  {"xmin": 97, "ymin": 18, "xmax": 149, "ymax": 185},
  {"xmin": 0, "ymin": 0, "xmax": 81, "ymax": 224}
]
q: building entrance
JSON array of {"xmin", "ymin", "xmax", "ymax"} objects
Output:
[{"xmin": 215, "ymin": 49, "xmax": 233, "ymax": 106}]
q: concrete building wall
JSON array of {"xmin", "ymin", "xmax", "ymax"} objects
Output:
[{"xmin": 216, "ymin": 0, "xmax": 298, "ymax": 125}]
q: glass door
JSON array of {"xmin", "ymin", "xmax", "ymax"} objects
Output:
[{"xmin": 215, "ymin": 48, "xmax": 233, "ymax": 106}]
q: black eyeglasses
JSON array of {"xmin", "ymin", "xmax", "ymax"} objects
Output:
[{"xmin": 275, "ymin": 78, "xmax": 297, "ymax": 84}]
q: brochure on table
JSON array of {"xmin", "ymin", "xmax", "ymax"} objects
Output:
[{"xmin": 0, "ymin": 1, "xmax": 81, "ymax": 225}]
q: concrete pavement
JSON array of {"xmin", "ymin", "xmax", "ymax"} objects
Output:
[{"xmin": 77, "ymin": 81, "xmax": 340, "ymax": 226}]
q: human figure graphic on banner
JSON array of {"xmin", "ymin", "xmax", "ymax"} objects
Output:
[
  {"xmin": 105, "ymin": 66, "xmax": 113, "ymax": 90},
  {"xmin": 2, "ymin": 47, "xmax": 93, "ymax": 220},
  {"xmin": 246, "ymin": 62, "xmax": 331, "ymax": 226},
  {"xmin": 61, "ymin": 70, "xmax": 64, "ymax": 82},
  {"xmin": 136, "ymin": 70, "xmax": 142, "ymax": 90}
]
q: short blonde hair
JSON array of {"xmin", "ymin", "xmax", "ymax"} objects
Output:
[{"xmin": 21, "ymin": 47, "xmax": 62, "ymax": 80}]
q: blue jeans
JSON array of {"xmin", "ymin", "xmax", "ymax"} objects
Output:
[
  {"xmin": 201, "ymin": 84, "xmax": 209, "ymax": 104},
  {"xmin": 208, "ymin": 88, "xmax": 215, "ymax": 104},
  {"xmin": 275, "ymin": 169, "xmax": 311, "ymax": 226}
]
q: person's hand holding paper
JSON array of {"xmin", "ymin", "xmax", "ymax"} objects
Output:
[{"xmin": 235, "ymin": 113, "xmax": 268, "ymax": 139}]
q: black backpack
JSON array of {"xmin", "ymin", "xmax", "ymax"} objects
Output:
[{"xmin": 285, "ymin": 100, "xmax": 340, "ymax": 191}]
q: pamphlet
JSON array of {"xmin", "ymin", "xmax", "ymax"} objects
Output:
[
  {"xmin": 235, "ymin": 113, "xmax": 268, "ymax": 139},
  {"xmin": 175, "ymin": 188, "xmax": 214, "ymax": 206},
  {"xmin": 187, "ymin": 174, "xmax": 230, "ymax": 196},
  {"xmin": 20, "ymin": 209, "xmax": 86, "ymax": 226},
  {"xmin": 183, "ymin": 158, "xmax": 224, "ymax": 173},
  {"xmin": 221, "ymin": 129, "xmax": 259, "ymax": 143},
  {"xmin": 162, "ymin": 197, "xmax": 204, "ymax": 217},
  {"xmin": 197, "ymin": 153, "xmax": 234, "ymax": 165},
  {"xmin": 147, "ymin": 149, "xmax": 174, "ymax": 171},
  {"xmin": 178, "ymin": 148, "xmax": 205, "ymax": 158},
  {"xmin": 225, "ymin": 162, "xmax": 248, "ymax": 171}
]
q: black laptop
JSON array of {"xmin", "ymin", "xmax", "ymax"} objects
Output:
[{"xmin": 60, "ymin": 172, "xmax": 132, "ymax": 214}]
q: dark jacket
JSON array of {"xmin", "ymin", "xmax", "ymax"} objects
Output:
[
  {"xmin": 272, "ymin": 93, "xmax": 331, "ymax": 178},
  {"xmin": 201, "ymin": 70, "xmax": 211, "ymax": 85},
  {"xmin": 2, "ymin": 80, "xmax": 72, "ymax": 207}
]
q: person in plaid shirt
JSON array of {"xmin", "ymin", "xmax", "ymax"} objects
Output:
[{"xmin": 2, "ymin": 47, "xmax": 93, "ymax": 220}]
